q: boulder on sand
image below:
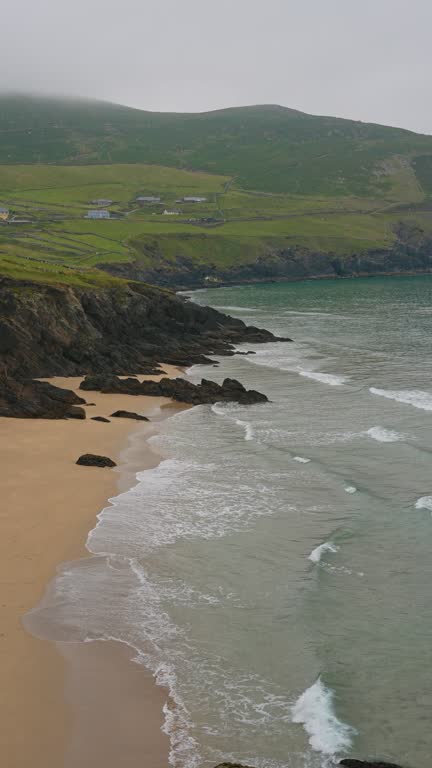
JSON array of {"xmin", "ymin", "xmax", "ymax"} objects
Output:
[
  {"xmin": 0, "ymin": 375, "xmax": 86, "ymax": 419},
  {"xmin": 76, "ymin": 454, "xmax": 116, "ymax": 468},
  {"xmin": 110, "ymin": 410, "xmax": 149, "ymax": 421},
  {"xmin": 80, "ymin": 374, "xmax": 268, "ymax": 406},
  {"xmin": 91, "ymin": 416, "xmax": 111, "ymax": 423}
]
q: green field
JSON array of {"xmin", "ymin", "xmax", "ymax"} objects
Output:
[
  {"xmin": 1, "ymin": 95, "xmax": 432, "ymax": 287},
  {"xmin": 1, "ymin": 159, "xmax": 432, "ymax": 286}
]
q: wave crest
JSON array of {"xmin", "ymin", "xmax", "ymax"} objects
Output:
[
  {"xmin": 370, "ymin": 388, "xmax": 432, "ymax": 411},
  {"xmin": 291, "ymin": 678, "xmax": 356, "ymax": 755},
  {"xmin": 309, "ymin": 542, "xmax": 338, "ymax": 564},
  {"xmin": 367, "ymin": 426, "xmax": 405, "ymax": 443},
  {"xmin": 415, "ymin": 496, "xmax": 432, "ymax": 512}
]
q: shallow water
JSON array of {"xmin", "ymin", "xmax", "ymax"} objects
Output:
[{"xmin": 26, "ymin": 276, "xmax": 432, "ymax": 767}]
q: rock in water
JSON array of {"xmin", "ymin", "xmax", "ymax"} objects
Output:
[
  {"xmin": 91, "ymin": 416, "xmax": 111, "ymax": 423},
  {"xmin": 76, "ymin": 454, "xmax": 116, "ymax": 468},
  {"xmin": 340, "ymin": 761, "xmax": 404, "ymax": 768},
  {"xmin": 213, "ymin": 764, "xmax": 257, "ymax": 768},
  {"xmin": 110, "ymin": 410, "xmax": 149, "ymax": 421},
  {"xmin": 80, "ymin": 375, "xmax": 268, "ymax": 406}
]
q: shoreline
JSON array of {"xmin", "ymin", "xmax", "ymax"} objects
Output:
[
  {"xmin": 0, "ymin": 365, "xmax": 184, "ymax": 768},
  {"xmin": 176, "ymin": 269, "xmax": 432, "ymax": 293}
]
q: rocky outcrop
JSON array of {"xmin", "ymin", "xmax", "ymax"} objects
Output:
[
  {"xmin": 91, "ymin": 416, "xmax": 111, "ymax": 423},
  {"xmin": 0, "ymin": 276, "xmax": 289, "ymax": 419},
  {"xmin": 0, "ymin": 277, "xmax": 288, "ymax": 381},
  {"xmin": 0, "ymin": 375, "xmax": 86, "ymax": 419},
  {"xmin": 212, "ymin": 762, "xmax": 404, "ymax": 768},
  {"xmin": 80, "ymin": 374, "xmax": 268, "ymax": 405},
  {"xmin": 76, "ymin": 454, "xmax": 116, "ymax": 468},
  {"xmin": 213, "ymin": 764, "xmax": 257, "ymax": 768},
  {"xmin": 109, "ymin": 224, "xmax": 432, "ymax": 290},
  {"xmin": 340, "ymin": 761, "xmax": 403, "ymax": 768},
  {"xmin": 110, "ymin": 410, "xmax": 149, "ymax": 421}
]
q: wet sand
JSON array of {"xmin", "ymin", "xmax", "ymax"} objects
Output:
[{"xmin": 0, "ymin": 366, "xmax": 182, "ymax": 768}]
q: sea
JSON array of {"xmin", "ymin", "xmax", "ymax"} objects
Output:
[{"xmin": 26, "ymin": 275, "xmax": 432, "ymax": 768}]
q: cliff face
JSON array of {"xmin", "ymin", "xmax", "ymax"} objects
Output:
[
  {"xmin": 103, "ymin": 229, "xmax": 432, "ymax": 289},
  {"xmin": 0, "ymin": 277, "xmax": 277, "ymax": 380}
]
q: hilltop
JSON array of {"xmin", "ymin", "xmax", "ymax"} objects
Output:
[
  {"xmin": 1, "ymin": 93, "xmax": 432, "ymax": 289},
  {"xmin": 2, "ymin": 93, "xmax": 432, "ymax": 196}
]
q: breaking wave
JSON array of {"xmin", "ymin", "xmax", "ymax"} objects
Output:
[
  {"xmin": 291, "ymin": 678, "xmax": 356, "ymax": 755},
  {"xmin": 415, "ymin": 496, "xmax": 432, "ymax": 512},
  {"xmin": 309, "ymin": 542, "xmax": 339, "ymax": 564},
  {"xmin": 299, "ymin": 370, "xmax": 348, "ymax": 387},
  {"xmin": 369, "ymin": 388, "xmax": 432, "ymax": 412},
  {"xmin": 366, "ymin": 426, "xmax": 406, "ymax": 443}
]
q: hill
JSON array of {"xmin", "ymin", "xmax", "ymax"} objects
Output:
[
  {"xmin": 2, "ymin": 94, "xmax": 432, "ymax": 289},
  {"xmin": 2, "ymin": 93, "xmax": 432, "ymax": 197}
]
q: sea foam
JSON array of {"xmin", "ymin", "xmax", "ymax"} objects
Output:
[
  {"xmin": 415, "ymin": 496, "xmax": 432, "ymax": 512},
  {"xmin": 370, "ymin": 388, "xmax": 432, "ymax": 411},
  {"xmin": 309, "ymin": 542, "xmax": 338, "ymax": 564},
  {"xmin": 294, "ymin": 456, "xmax": 311, "ymax": 464},
  {"xmin": 235, "ymin": 418, "xmax": 255, "ymax": 441},
  {"xmin": 291, "ymin": 678, "xmax": 356, "ymax": 755},
  {"xmin": 366, "ymin": 426, "xmax": 405, "ymax": 443},
  {"xmin": 300, "ymin": 370, "xmax": 348, "ymax": 386}
]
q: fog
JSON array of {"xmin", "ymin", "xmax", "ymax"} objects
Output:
[{"xmin": 2, "ymin": 0, "xmax": 431, "ymax": 133}]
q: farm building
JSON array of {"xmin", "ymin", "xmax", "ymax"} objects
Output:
[
  {"xmin": 86, "ymin": 209, "xmax": 110, "ymax": 219},
  {"xmin": 183, "ymin": 196, "xmax": 207, "ymax": 203},
  {"xmin": 163, "ymin": 209, "xmax": 181, "ymax": 216},
  {"xmin": 0, "ymin": 206, "xmax": 9, "ymax": 220},
  {"xmin": 136, "ymin": 196, "xmax": 161, "ymax": 203},
  {"xmin": 90, "ymin": 198, "xmax": 113, "ymax": 207}
]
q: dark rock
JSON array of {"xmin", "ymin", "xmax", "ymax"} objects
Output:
[
  {"xmin": 0, "ymin": 375, "xmax": 86, "ymax": 419},
  {"xmin": 213, "ymin": 764, "xmax": 257, "ymax": 768},
  {"xmin": 110, "ymin": 410, "xmax": 149, "ymax": 421},
  {"xmin": 0, "ymin": 277, "xmax": 287, "ymax": 382},
  {"xmin": 81, "ymin": 374, "xmax": 268, "ymax": 406},
  {"xmin": 0, "ymin": 276, "xmax": 286, "ymax": 419},
  {"xmin": 81, "ymin": 374, "xmax": 144, "ymax": 395},
  {"xmin": 91, "ymin": 416, "xmax": 111, "ymax": 423},
  {"xmin": 115, "ymin": 227, "xmax": 432, "ymax": 290},
  {"xmin": 340, "ymin": 761, "xmax": 403, "ymax": 768},
  {"xmin": 76, "ymin": 454, "xmax": 116, "ymax": 468}
]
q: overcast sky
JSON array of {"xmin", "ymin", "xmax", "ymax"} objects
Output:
[{"xmin": 2, "ymin": 0, "xmax": 431, "ymax": 133}]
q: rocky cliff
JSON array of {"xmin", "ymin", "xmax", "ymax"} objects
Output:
[
  {"xmin": 0, "ymin": 277, "xmax": 280, "ymax": 380},
  {"xmin": 0, "ymin": 276, "xmax": 286, "ymax": 417},
  {"xmin": 103, "ymin": 224, "xmax": 432, "ymax": 289}
]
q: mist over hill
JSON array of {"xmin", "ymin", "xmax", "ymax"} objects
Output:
[{"xmin": 2, "ymin": 93, "xmax": 432, "ymax": 197}]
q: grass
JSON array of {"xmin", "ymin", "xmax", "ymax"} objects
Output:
[
  {"xmin": 0, "ymin": 155, "xmax": 430, "ymax": 288},
  {"xmin": 2, "ymin": 94, "xmax": 432, "ymax": 196}
]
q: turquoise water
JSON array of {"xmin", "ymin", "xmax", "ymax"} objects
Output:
[{"xmin": 27, "ymin": 276, "xmax": 432, "ymax": 767}]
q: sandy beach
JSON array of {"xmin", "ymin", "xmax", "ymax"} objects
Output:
[{"xmin": 0, "ymin": 366, "xmax": 182, "ymax": 768}]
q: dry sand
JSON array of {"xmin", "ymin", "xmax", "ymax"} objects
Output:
[{"xmin": 0, "ymin": 366, "xmax": 183, "ymax": 768}]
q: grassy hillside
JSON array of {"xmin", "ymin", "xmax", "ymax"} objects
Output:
[
  {"xmin": 2, "ymin": 94, "xmax": 432, "ymax": 196},
  {"xmin": 1, "ymin": 95, "xmax": 432, "ymax": 288}
]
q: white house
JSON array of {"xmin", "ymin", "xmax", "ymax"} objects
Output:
[
  {"xmin": 163, "ymin": 209, "xmax": 180, "ymax": 216},
  {"xmin": 86, "ymin": 209, "xmax": 110, "ymax": 219}
]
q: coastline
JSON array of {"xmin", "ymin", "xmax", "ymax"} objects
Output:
[{"xmin": 0, "ymin": 365, "xmax": 184, "ymax": 768}]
